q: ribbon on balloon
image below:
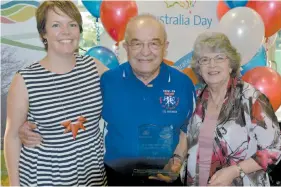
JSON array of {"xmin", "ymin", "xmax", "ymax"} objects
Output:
[{"xmin": 81, "ymin": 0, "xmax": 102, "ymax": 44}]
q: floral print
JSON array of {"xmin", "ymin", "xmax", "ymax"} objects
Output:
[{"xmin": 185, "ymin": 78, "xmax": 281, "ymax": 186}]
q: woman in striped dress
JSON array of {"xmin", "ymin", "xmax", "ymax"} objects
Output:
[{"xmin": 4, "ymin": 1, "xmax": 107, "ymax": 186}]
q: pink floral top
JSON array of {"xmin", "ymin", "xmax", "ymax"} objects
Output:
[{"xmin": 185, "ymin": 78, "xmax": 281, "ymax": 186}]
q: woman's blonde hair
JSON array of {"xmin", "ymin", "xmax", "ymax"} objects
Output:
[{"xmin": 191, "ymin": 32, "xmax": 241, "ymax": 83}]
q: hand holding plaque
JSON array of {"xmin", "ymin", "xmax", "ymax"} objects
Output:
[{"xmin": 148, "ymin": 154, "xmax": 183, "ymax": 183}]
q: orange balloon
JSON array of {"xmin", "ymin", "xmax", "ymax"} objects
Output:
[
  {"xmin": 163, "ymin": 59, "xmax": 174, "ymax": 66},
  {"xmin": 242, "ymin": 67, "xmax": 281, "ymax": 112},
  {"xmin": 217, "ymin": 0, "xmax": 230, "ymax": 20},
  {"xmin": 245, "ymin": 0, "xmax": 256, "ymax": 9},
  {"xmin": 182, "ymin": 68, "xmax": 198, "ymax": 85},
  {"xmin": 100, "ymin": 1, "xmax": 138, "ymax": 43},
  {"xmin": 247, "ymin": 1, "xmax": 281, "ymax": 37}
]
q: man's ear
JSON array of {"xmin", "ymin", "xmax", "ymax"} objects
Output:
[{"xmin": 123, "ymin": 42, "xmax": 128, "ymax": 52}]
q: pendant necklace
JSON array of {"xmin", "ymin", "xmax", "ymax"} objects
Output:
[{"xmin": 53, "ymin": 71, "xmax": 87, "ymax": 140}]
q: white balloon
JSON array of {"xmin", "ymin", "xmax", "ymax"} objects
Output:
[
  {"xmin": 99, "ymin": 32, "xmax": 128, "ymax": 64},
  {"xmin": 219, "ymin": 7, "xmax": 265, "ymax": 65}
]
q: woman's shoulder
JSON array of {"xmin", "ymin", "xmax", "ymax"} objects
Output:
[
  {"xmin": 239, "ymin": 79, "xmax": 262, "ymax": 102},
  {"xmin": 17, "ymin": 61, "xmax": 41, "ymax": 74}
]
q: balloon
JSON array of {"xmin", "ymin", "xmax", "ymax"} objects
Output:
[
  {"xmin": 241, "ymin": 46, "xmax": 267, "ymax": 75},
  {"xmin": 100, "ymin": 1, "xmax": 138, "ymax": 44},
  {"xmin": 242, "ymin": 67, "xmax": 281, "ymax": 111},
  {"xmin": 100, "ymin": 32, "xmax": 127, "ymax": 64},
  {"xmin": 224, "ymin": 0, "xmax": 248, "ymax": 9},
  {"xmin": 182, "ymin": 68, "xmax": 199, "ymax": 85},
  {"xmin": 219, "ymin": 7, "xmax": 265, "ymax": 65},
  {"xmin": 81, "ymin": 0, "xmax": 102, "ymax": 18},
  {"xmin": 247, "ymin": 1, "xmax": 281, "ymax": 37},
  {"xmin": 85, "ymin": 46, "xmax": 119, "ymax": 69},
  {"xmin": 217, "ymin": 1, "xmax": 230, "ymax": 20}
]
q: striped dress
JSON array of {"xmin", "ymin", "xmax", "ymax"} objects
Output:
[{"xmin": 18, "ymin": 55, "xmax": 107, "ymax": 186}]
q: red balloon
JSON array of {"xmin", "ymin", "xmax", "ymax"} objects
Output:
[
  {"xmin": 242, "ymin": 67, "xmax": 281, "ymax": 112},
  {"xmin": 247, "ymin": 1, "xmax": 281, "ymax": 37},
  {"xmin": 100, "ymin": 1, "xmax": 138, "ymax": 44},
  {"xmin": 217, "ymin": 0, "xmax": 230, "ymax": 20}
]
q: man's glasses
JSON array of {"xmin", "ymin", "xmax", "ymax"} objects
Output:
[
  {"xmin": 127, "ymin": 40, "xmax": 164, "ymax": 51},
  {"xmin": 198, "ymin": 54, "xmax": 228, "ymax": 65}
]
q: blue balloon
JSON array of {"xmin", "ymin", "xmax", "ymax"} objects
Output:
[
  {"xmin": 224, "ymin": 0, "xmax": 248, "ymax": 9},
  {"xmin": 81, "ymin": 0, "xmax": 102, "ymax": 18},
  {"xmin": 241, "ymin": 46, "xmax": 267, "ymax": 75},
  {"xmin": 85, "ymin": 46, "xmax": 119, "ymax": 70},
  {"xmin": 173, "ymin": 51, "xmax": 193, "ymax": 70}
]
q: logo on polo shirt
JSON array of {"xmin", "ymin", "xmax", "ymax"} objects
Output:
[{"xmin": 160, "ymin": 90, "xmax": 180, "ymax": 113}]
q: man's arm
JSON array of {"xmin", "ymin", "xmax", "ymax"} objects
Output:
[
  {"xmin": 173, "ymin": 130, "xmax": 188, "ymax": 159},
  {"xmin": 19, "ymin": 121, "xmax": 42, "ymax": 147},
  {"xmin": 94, "ymin": 58, "xmax": 109, "ymax": 76}
]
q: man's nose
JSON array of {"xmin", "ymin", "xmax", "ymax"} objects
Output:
[{"xmin": 140, "ymin": 43, "xmax": 152, "ymax": 56}]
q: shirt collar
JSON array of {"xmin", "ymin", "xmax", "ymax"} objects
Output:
[{"xmin": 122, "ymin": 61, "xmax": 171, "ymax": 86}]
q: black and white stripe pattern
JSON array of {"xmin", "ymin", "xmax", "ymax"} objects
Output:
[{"xmin": 18, "ymin": 55, "xmax": 107, "ymax": 186}]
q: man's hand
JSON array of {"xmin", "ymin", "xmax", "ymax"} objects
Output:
[
  {"xmin": 148, "ymin": 156, "xmax": 182, "ymax": 183},
  {"xmin": 19, "ymin": 121, "xmax": 42, "ymax": 147},
  {"xmin": 208, "ymin": 165, "xmax": 239, "ymax": 186}
]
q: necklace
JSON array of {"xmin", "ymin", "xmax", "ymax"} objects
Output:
[{"xmin": 53, "ymin": 72, "xmax": 87, "ymax": 140}]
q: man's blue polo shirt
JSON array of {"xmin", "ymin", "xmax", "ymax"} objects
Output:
[{"xmin": 101, "ymin": 62, "xmax": 195, "ymax": 169}]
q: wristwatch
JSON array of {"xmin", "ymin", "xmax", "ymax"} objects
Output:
[
  {"xmin": 172, "ymin": 154, "xmax": 184, "ymax": 163},
  {"xmin": 236, "ymin": 163, "xmax": 246, "ymax": 178}
]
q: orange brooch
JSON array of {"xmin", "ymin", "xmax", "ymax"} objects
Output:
[{"xmin": 61, "ymin": 116, "xmax": 87, "ymax": 140}]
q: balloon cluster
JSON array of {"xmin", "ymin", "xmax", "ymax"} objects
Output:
[
  {"xmin": 81, "ymin": 0, "xmax": 138, "ymax": 70},
  {"xmin": 217, "ymin": 0, "xmax": 281, "ymax": 111},
  {"xmin": 82, "ymin": 0, "xmax": 138, "ymax": 45}
]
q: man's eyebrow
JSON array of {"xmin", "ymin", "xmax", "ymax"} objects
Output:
[
  {"xmin": 151, "ymin": 38, "xmax": 161, "ymax": 42},
  {"xmin": 129, "ymin": 38, "xmax": 162, "ymax": 42},
  {"xmin": 130, "ymin": 39, "xmax": 140, "ymax": 42}
]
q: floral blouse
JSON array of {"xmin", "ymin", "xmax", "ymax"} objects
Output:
[{"xmin": 185, "ymin": 78, "xmax": 281, "ymax": 186}]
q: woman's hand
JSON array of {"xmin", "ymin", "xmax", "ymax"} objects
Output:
[{"xmin": 208, "ymin": 165, "xmax": 239, "ymax": 186}]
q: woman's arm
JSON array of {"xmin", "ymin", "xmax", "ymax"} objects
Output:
[
  {"xmin": 4, "ymin": 73, "xmax": 29, "ymax": 186},
  {"xmin": 209, "ymin": 93, "xmax": 281, "ymax": 186},
  {"xmin": 250, "ymin": 93, "xmax": 281, "ymax": 171},
  {"xmin": 94, "ymin": 58, "xmax": 109, "ymax": 77}
]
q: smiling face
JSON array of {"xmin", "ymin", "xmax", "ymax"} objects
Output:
[
  {"xmin": 43, "ymin": 7, "xmax": 80, "ymax": 56},
  {"xmin": 198, "ymin": 52, "xmax": 232, "ymax": 86},
  {"xmin": 123, "ymin": 18, "xmax": 168, "ymax": 77}
]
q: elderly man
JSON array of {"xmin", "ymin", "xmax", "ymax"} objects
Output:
[
  {"xmin": 101, "ymin": 14, "xmax": 195, "ymax": 186},
  {"xmin": 18, "ymin": 14, "xmax": 195, "ymax": 186}
]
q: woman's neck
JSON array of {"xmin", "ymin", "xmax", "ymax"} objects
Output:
[
  {"xmin": 41, "ymin": 52, "xmax": 76, "ymax": 74},
  {"xmin": 208, "ymin": 76, "xmax": 230, "ymax": 102}
]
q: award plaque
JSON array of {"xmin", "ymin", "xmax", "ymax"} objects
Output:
[{"xmin": 134, "ymin": 124, "xmax": 175, "ymax": 177}]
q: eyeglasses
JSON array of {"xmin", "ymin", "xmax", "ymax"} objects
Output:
[
  {"xmin": 127, "ymin": 40, "xmax": 164, "ymax": 51},
  {"xmin": 198, "ymin": 54, "xmax": 228, "ymax": 65}
]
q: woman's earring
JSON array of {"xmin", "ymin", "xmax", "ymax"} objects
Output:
[{"xmin": 43, "ymin": 39, "xmax": 47, "ymax": 45}]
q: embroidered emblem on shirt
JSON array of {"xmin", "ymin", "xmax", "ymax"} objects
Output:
[{"xmin": 160, "ymin": 90, "xmax": 180, "ymax": 113}]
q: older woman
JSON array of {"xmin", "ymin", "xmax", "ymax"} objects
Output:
[{"xmin": 185, "ymin": 32, "xmax": 281, "ymax": 186}]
